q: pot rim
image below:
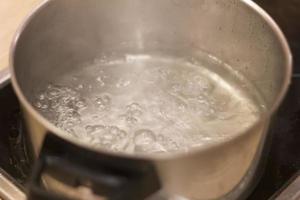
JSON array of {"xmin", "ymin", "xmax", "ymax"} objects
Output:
[{"xmin": 9, "ymin": 0, "xmax": 293, "ymax": 160}]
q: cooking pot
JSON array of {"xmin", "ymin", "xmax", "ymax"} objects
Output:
[{"xmin": 9, "ymin": 0, "xmax": 292, "ymax": 199}]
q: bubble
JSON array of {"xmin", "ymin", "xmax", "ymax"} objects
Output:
[
  {"xmin": 126, "ymin": 116, "xmax": 138, "ymax": 124},
  {"xmin": 103, "ymin": 127, "xmax": 126, "ymax": 147},
  {"xmin": 170, "ymin": 141, "xmax": 179, "ymax": 149},
  {"xmin": 75, "ymin": 100, "xmax": 87, "ymax": 109},
  {"xmin": 174, "ymin": 75, "xmax": 215, "ymax": 99},
  {"xmin": 133, "ymin": 129, "xmax": 163, "ymax": 153},
  {"xmin": 156, "ymin": 134, "xmax": 179, "ymax": 152},
  {"xmin": 102, "ymin": 133, "xmax": 114, "ymax": 145},
  {"xmin": 76, "ymin": 84, "xmax": 84, "ymax": 90},
  {"xmin": 109, "ymin": 126, "xmax": 120, "ymax": 135},
  {"xmin": 193, "ymin": 75, "xmax": 215, "ymax": 93},
  {"xmin": 38, "ymin": 94, "xmax": 45, "ymax": 101},
  {"xmin": 85, "ymin": 125, "xmax": 94, "ymax": 133},
  {"xmin": 116, "ymin": 78, "xmax": 130, "ymax": 88},
  {"xmin": 91, "ymin": 125, "xmax": 106, "ymax": 135},
  {"xmin": 84, "ymin": 125, "xmax": 129, "ymax": 149},
  {"xmin": 187, "ymin": 97, "xmax": 218, "ymax": 120},
  {"xmin": 171, "ymin": 84, "xmax": 182, "ymax": 94},
  {"xmin": 126, "ymin": 103, "xmax": 143, "ymax": 117},
  {"xmin": 177, "ymin": 102, "xmax": 187, "ymax": 112},
  {"xmin": 120, "ymin": 102, "xmax": 143, "ymax": 125},
  {"xmin": 50, "ymin": 99, "xmax": 60, "ymax": 109},
  {"xmin": 134, "ymin": 129, "xmax": 155, "ymax": 145},
  {"xmin": 55, "ymin": 108, "xmax": 81, "ymax": 130},
  {"xmin": 35, "ymin": 101, "xmax": 43, "ymax": 109},
  {"xmin": 96, "ymin": 76, "xmax": 105, "ymax": 86},
  {"xmin": 46, "ymin": 85, "xmax": 62, "ymax": 99},
  {"xmin": 126, "ymin": 102, "xmax": 142, "ymax": 112},
  {"xmin": 111, "ymin": 138, "xmax": 129, "ymax": 152},
  {"xmin": 41, "ymin": 104, "xmax": 48, "ymax": 109},
  {"xmin": 65, "ymin": 128, "xmax": 75, "ymax": 135},
  {"xmin": 66, "ymin": 121, "xmax": 75, "ymax": 127},
  {"xmin": 95, "ymin": 94, "xmax": 111, "ymax": 110},
  {"xmin": 118, "ymin": 130, "xmax": 127, "ymax": 138}
]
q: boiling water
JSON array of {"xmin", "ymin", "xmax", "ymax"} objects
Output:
[{"xmin": 34, "ymin": 54, "xmax": 264, "ymax": 154}]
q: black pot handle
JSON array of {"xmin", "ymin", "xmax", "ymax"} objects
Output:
[{"xmin": 27, "ymin": 133, "xmax": 161, "ymax": 200}]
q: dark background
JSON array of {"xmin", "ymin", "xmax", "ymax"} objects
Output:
[
  {"xmin": 248, "ymin": 1, "xmax": 300, "ymax": 199},
  {"xmin": 255, "ymin": 0, "xmax": 300, "ymax": 74}
]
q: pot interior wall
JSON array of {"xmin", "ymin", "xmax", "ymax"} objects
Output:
[{"xmin": 13, "ymin": 0, "xmax": 289, "ymax": 109}]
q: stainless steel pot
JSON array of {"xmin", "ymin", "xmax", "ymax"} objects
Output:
[{"xmin": 9, "ymin": 0, "xmax": 292, "ymax": 199}]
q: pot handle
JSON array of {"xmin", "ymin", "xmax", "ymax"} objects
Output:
[{"xmin": 27, "ymin": 134, "xmax": 161, "ymax": 200}]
